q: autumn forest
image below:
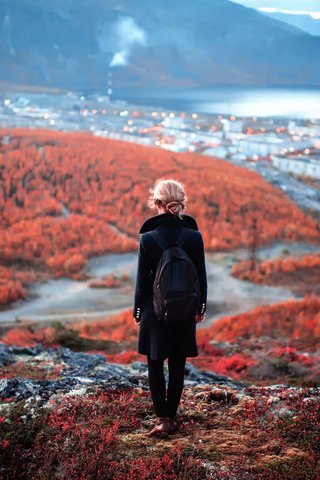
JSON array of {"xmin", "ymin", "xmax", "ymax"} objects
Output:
[{"xmin": 0, "ymin": 127, "xmax": 319, "ymax": 388}]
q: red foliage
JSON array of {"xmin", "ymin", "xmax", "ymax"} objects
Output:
[
  {"xmin": 1, "ymin": 327, "xmax": 40, "ymax": 347},
  {"xmin": 1, "ymin": 128, "xmax": 319, "ymax": 306},
  {"xmin": 73, "ymin": 310, "xmax": 138, "ymax": 344},
  {"xmin": 232, "ymin": 253, "xmax": 320, "ymax": 286},
  {"xmin": 0, "ymin": 387, "xmax": 207, "ymax": 479},
  {"xmin": 105, "ymin": 350, "xmax": 144, "ymax": 364},
  {"xmin": 192, "ymin": 352, "xmax": 258, "ymax": 379},
  {"xmin": 198, "ymin": 294, "xmax": 320, "ymax": 349}
]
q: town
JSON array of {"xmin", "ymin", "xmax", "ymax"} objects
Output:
[{"xmin": 1, "ymin": 90, "xmax": 320, "ymax": 214}]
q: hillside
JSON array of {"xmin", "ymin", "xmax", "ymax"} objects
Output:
[
  {"xmin": 1, "ymin": 0, "xmax": 320, "ymax": 90},
  {"xmin": 1, "ymin": 128, "xmax": 319, "ymax": 308}
]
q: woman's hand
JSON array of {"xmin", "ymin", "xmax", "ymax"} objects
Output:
[
  {"xmin": 195, "ymin": 313, "xmax": 205, "ymax": 323},
  {"xmin": 133, "ymin": 317, "xmax": 141, "ymax": 325}
]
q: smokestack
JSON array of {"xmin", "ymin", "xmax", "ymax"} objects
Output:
[{"xmin": 107, "ymin": 69, "xmax": 113, "ymax": 102}]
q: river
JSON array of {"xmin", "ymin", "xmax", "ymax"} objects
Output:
[{"xmin": 114, "ymin": 86, "xmax": 320, "ymax": 119}]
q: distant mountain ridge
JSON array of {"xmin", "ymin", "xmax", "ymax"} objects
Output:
[
  {"xmin": 1, "ymin": 0, "xmax": 320, "ymax": 91},
  {"xmin": 260, "ymin": 11, "xmax": 320, "ymax": 37}
]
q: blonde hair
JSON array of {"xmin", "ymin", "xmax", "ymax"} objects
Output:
[{"xmin": 147, "ymin": 178, "xmax": 188, "ymax": 219}]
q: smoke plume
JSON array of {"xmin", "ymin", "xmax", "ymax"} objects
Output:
[{"xmin": 109, "ymin": 16, "xmax": 147, "ymax": 67}]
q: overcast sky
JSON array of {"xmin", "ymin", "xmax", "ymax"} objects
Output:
[{"xmin": 230, "ymin": 0, "xmax": 320, "ymax": 18}]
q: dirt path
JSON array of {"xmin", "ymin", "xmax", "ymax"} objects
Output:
[{"xmin": 0, "ymin": 241, "xmax": 318, "ymax": 334}]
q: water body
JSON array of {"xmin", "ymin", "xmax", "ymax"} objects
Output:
[
  {"xmin": 114, "ymin": 87, "xmax": 320, "ymax": 119},
  {"xmin": 0, "ymin": 241, "xmax": 318, "ymax": 333}
]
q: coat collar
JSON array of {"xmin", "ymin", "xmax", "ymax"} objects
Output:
[{"xmin": 139, "ymin": 212, "xmax": 198, "ymax": 233}]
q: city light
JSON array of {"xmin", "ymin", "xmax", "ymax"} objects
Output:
[{"xmin": 1, "ymin": 92, "xmax": 319, "ymax": 180}]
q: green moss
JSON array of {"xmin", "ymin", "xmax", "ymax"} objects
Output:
[
  {"xmin": 270, "ymin": 358, "xmax": 290, "ymax": 374},
  {"xmin": 265, "ymin": 457, "xmax": 317, "ymax": 480},
  {"xmin": 53, "ymin": 326, "xmax": 122, "ymax": 353},
  {"xmin": 277, "ymin": 414, "xmax": 320, "ymax": 453},
  {"xmin": 179, "ymin": 443, "xmax": 223, "ymax": 463}
]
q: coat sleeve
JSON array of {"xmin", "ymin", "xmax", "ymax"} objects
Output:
[
  {"xmin": 132, "ymin": 235, "xmax": 151, "ymax": 320},
  {"xmin": 192, "ymin": 232, "xmax": 208, "ymax": 314}
]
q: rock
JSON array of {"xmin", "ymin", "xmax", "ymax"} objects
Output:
[
  {"xmin": 261, "ymin": 384, "xmax": 293, "ymax": 390},
  {"xmin": 57, "ymin": 347, "xmax": 106, "ymax": 368},
  {"xmin": 0, "ymin": 342, "xmax": 247, "ymax": 401},
  {"xmin": 0, "ymin": 378, "xmax": 49, "ymax": 400},
  {"xmin": 0, "ymin": 342, "xmax": 46, "ymax": 367},
  {"xmin": 8, "ymin": 343, "xmax": 45, "ymax": 356},
  {"xmin": 270, "ymin": 406, "xmax": 294, "ymax": 419},
  {"xmin": 266, "ymin": 395, "xmax": 281, "ymax": 405},
  {"xmin": 130, "ymin": 362, "xmax": 148, "ymax": 373},
  {"xmin": 183, "ymin": 362, "xmax": 245, "ymax": 389},
  {"xmin": 0, "ymin": 342, "xmax": 15, "ymax": 367}
]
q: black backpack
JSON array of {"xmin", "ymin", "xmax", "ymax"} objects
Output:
[{"xmin": 147, "ymin": 228, "xmax": 201, "ymax": 324}]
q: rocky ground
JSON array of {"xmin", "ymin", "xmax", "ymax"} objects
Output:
[
  {"xmin": 1, "ymin": 342, "xmax": 319, "ymax": 479},
  {"xmin": 0, "ymin": 342, "xmax": 245, "ymax": 399}
]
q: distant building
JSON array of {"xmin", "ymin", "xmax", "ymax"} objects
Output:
[
  {"xmin": 202, "ymin": 146, "xmax": 229, "ymax": 158},
  {"xmin": 271, "ymin": 155, "xmax": 320, "ymax": 179},
  {"xmin": 228, "ymin": 133, "xmax": 313, "ymax": 158},
  {"xmin": 221, "ymin": 119, "xmax": 243, "ymax": 133}
]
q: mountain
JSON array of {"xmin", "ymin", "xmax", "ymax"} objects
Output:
[
  {"xmin": 260, "ymin": 11, "xmax": 320, "ymax": 37},
  {"xmin": 1, "ymin": 0, "xmax": 320, "ymax": 91}
]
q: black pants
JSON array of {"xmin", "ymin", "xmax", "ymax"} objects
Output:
[{"xmin": 147, "ymin": 355, "xmax": 186, "ymax": 419}]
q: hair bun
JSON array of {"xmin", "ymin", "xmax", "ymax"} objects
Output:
[
  {"xmin": 166, "ymin": 200, "xmax": 184, "ymax": 214},
  {"xmin": 166, "ymin": 201, "xmax": 182, "ymax": 207},
  {"xmin": 147, "ymin": 178, "xmax": 187, "ymax": 219}
]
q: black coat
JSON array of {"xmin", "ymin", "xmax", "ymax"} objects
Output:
[{"xmin": 133, "ymin": 212, "xmax": 208, "ymax": 361}]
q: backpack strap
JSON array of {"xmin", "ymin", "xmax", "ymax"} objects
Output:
[{"xmin": 147, "ymin": 228, "xmax": 189, "ymax": 251}]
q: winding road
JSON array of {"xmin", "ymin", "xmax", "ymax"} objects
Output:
[{"xmin": 0, "ymin": 241, "xmax": 318, "ymax": 333}]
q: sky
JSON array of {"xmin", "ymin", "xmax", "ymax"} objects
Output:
[{"xmin": 230, "ymin": 0, "xmax": 320, "ymax": 19}]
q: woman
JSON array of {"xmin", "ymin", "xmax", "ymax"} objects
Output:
[{"xmin": 133, "ymin": 178, "xmax": 207, "ymax": 436}]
